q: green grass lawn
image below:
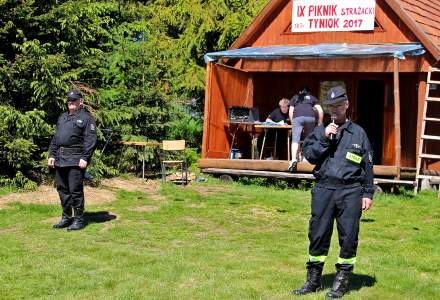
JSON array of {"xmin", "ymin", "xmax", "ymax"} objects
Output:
[{"xmin": 0, "ymin": 180, "xmax": 439, "ymax": 299}]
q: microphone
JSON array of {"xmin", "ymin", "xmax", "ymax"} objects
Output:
[{"xmin": 329, "ymin": 115, "xmax": 337, "ymax": 141}]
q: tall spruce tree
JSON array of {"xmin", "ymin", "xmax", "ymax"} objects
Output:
[{"xmin": 0, "ymin": 0, "xmax": 267, "ymax": 186}]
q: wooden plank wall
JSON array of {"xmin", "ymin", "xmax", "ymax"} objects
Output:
[
  {"xmin": 203, "ymin": 64, "xmax": 251, "ymax": 158},
  {"xmin": 239, "ymin": 57, "xmax": 430, "ymax": 73}
]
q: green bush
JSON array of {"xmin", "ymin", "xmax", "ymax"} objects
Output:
[
  {"xmin": 87, "ymin": 151, "xmax": 120, "ymax": 180},
  {"xmin": 0, "ymin": 0, "xmax": 268, "ymax": 182},
  {"xmin": 4, "ymin": 139, "xmax": 38, "ymax": 169},
  {"xmin": 0, "ymin": 171, "xmax": 38, "ymax": 191},
  {"xmin": 0, "ymin": 106, "xmax": 52, "ymax": 181}
]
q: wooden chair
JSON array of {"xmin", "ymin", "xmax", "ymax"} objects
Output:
[{"xmin": 160, "ymin": 140, "xmax": 188, "ymax": 185}]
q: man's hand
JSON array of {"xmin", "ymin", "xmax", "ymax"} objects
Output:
[
  {"xmin": 325, "ymin": 123, "xmax": 338, "ymax": 138},
  {"xmin": 78, "ymin": 159, "xmax": 88, "ymax": 169},
  {"xmin": 362, "ymin": 198, "xmax": 373, "ymax": 211},
  {"xmin": 48, "ymin": 157, "xmax": 55, "ymax": 168}
]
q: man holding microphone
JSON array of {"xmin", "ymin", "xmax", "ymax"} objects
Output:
[{"xmin": 292, "ymin": 86, "xmax": 374, "ymax": 298}]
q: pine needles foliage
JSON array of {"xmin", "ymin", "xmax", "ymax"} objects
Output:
[{"xmin": 0, "ymin": 0, "xmax": 268, "ymax": 186}]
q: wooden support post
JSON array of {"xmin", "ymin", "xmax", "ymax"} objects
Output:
[
  {"xmin": 142, "ymin": 146, "xmax": 145, "ymax": 179},
  {"xmin": 393, "ymin": 57, "xmax": 402, "ymax": 179},
  {"xmin": 201, "ymin": 62, "xmax": 213, "ymax": 158},
  {"xmin": 416, "ymin": 76, "xmax": 426, "ymax": 155}
]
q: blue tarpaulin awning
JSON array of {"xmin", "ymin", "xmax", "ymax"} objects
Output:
[{"xmin": 204, "ymin": 43, "xmax": 425, "ymax": 63}]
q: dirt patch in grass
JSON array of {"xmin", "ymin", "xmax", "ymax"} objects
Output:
[
  {"xmin": 129, "ymin": 205, "xmax": 160, "ymax": 212},
  {"xmin": 101, "ymin": 178, "xmax": 160, "ymax": 193},
  {"xmin": 190, "ymin": 184, "xmax": 233, "ymax": 196},
  {"xmin": 181, "ymin": 216, "xmax": 214, "ymax": 226},
  {"xmin": 177, "ymin": 277, "xmax": 197, "ymax": 289},
  {"xmin": 42, "ymin": 216, "xmax": 62, "ymax": 224},
  {"xmin": 0, "ymin": 178, "xmax": 164, "ymax": 208},
  {"xmin": 146, "ymin": 194, "xmax": 167, "ymax": 202},
  {"xmin": 134, "ymin": 220, "xmax": 152, "ymax": 225},
  {"xmin": 181, "ymin": 216, "xmax": 228, "ymax": 236},
  {"xmin": 186, "ymin": 203, "xmax": 206, "ymax": 209},
  {"xmin": 0, "ymin": 178, "xmax": 237, "ymax": 209},
  {"xmin": 249, "ymin": 206, "xmax": 275, "ymax": 218},
  {"xmin": 0, "ymin": 226, "xmax": 19, "ymax": 234},
  {"xmin": 0, "ymin": 185, "xmax": 116, "ymax": 207},
  {"xmin": 166, "ymin": 172, "xmax": 196, "ymax": 182},
  {"xmin": 99, "ymin": 222, "xmax": 115, "ymax": 232}
]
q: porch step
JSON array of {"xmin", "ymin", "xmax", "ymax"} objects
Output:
[
  {"xmin": 201, "ymin": 168, "xmax": 315, "ymax": 179},
  {"xmin": 373, "ymin": 178, "xmax": 415, "ymax": 186},
  {"xmin": 420, "ymin": 154, "xmax": 440, "ymax": 159},
  {"xmin": 421, "ymin": 135, "xmax": 440, "ymax": 141},
  {"xmin": 424, "ymin": 117, "xmax": 440, "ymax": 122},
  {"xmin": 416, "ymin": 175, "xmax": 440, "ymax": 184},
  {"xmin": 201, "ymin": 168, "xmax": 415, "ymax": 185}
]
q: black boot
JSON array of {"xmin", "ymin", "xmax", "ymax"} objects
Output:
[
  {"xmin": 53, "ymin": 216, "xmax": 73, "ymax": 229},
  {"xmin": 292, "ymin": 262, "xmax": 323, "ymax": 295},
  {"xmin": 326, "ymin": 268, "xmax": 351, "ymax": 298},
  {"xmin": 288, "ymin": 161, "xmax": 297, "ymax": 173},
  {"xmin": 67, "ymin": 209, "xmax": 85, "ymax": 231},
  {"xmin": 67, "ymin": 216, "xmax": 85, "ymax": 231}
]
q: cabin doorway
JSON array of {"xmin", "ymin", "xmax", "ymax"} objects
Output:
[{"xmin": 356, "ymin": 80, "xmax": 385, "ymax": 165}]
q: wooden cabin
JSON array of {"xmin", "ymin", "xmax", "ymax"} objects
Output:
[{"xmin": 198, "ymin": 0, "xmax": 440, "ymax": 186}]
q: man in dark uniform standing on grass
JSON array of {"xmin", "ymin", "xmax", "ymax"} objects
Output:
[
  {"xmin": 292, "ymin": 86, "xmax": 374, "ymax": 298},
  {"xmin": 48, "ymin": 90, "xmax": 97, "ymax": 231}
]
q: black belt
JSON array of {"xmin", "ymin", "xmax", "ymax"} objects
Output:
[
  {"xmin": 58, "ymin": 147, "xmax": 82, "ymax": 154},
  {"xmin": 317, "ymin": 177, "xmax": 361, "ymax": 188}
]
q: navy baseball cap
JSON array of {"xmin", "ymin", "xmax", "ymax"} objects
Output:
[
  {"xmin": 323, "ymin": 86, "xmax": 348, "ymax": 105},
  {"xmin": 67, "ymin": 90, "xmax": 83, "ymax": 100}
]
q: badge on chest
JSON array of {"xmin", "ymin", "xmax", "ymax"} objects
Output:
[{"xmin": 346, "ymin": 152, "xmax": 362, "ymax": 164}]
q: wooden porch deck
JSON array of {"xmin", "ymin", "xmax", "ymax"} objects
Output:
[{"xmin": 197, "ymin": 159, "xmax": 416, "ymax": 186}]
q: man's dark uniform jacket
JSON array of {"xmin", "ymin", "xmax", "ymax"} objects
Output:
[
  {"xmin": 49, "ymin": 108, "xmax": 97, "ymax": 166},
  {"xmin": 302, "ymin": 120, "xmax": 374, "ymax": 199}
]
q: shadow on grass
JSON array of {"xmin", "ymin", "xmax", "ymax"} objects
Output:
[
  {"xmin": 322, "ymin": 273, "xmax": 376, "ymax": 291},
  {"xmin": 84, "ymin": 211, "xmax": 117, "ymax": 225},
  {"xmin": 361, "ymin": 218, "xmax": 375, "ymax": 223}
]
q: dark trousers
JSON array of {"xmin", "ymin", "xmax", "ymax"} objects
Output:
[
  {"xmin": 55, "ymin": 167, "xmax": 85, "ymax": 218},
  {"xmin": 308, "ymin": 186, "xmax": 362, "ymax": 260}
]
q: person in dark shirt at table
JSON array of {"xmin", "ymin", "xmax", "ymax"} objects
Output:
[
  {"xmin": 266, "ymin": 98, "xmax": 290, "ymax": 124},
  {"xmin": 262, "ymin": 98, "xmax": 290, "ymax": 159}
]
